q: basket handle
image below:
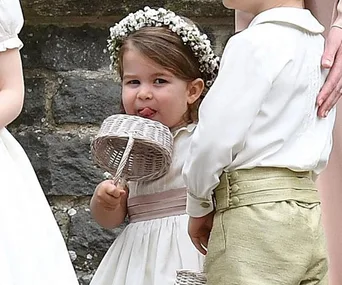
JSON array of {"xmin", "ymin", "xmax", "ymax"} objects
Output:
[{"xmin": 112, "ymin": 135, "xmax": 134, "ymax": 187}]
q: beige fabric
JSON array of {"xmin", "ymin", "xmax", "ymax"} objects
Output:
[
  {"xmin": 206, "ymin": 201, "xmax": 328, "ymax": 285},
  {"xmin": 205, "ymin": 168, "xmax": 328, "ymax": 285},
  {"xmin": 214, "ymin": 169, "xmax": 320, "ymax": 211}
]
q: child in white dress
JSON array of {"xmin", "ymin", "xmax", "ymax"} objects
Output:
[
  {"xmin": 0, "ymin": 1, "xmax": 79, "ymax": 284},
  {"xmin": 89, "ymin": 7, "xmax": 219, "ymax": 285}
]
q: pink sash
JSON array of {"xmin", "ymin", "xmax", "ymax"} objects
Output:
[{"xmin": 127, "ymin": 188, "xmax": 187, "ymax": 223}]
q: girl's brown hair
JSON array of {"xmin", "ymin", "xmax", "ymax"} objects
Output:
[{"xmin": 117, "ymin": 26, "xmax": 208, "ymax": 123}]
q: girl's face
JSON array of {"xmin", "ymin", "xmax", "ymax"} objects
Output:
[{"xmin": 121, "ymin": 45, "xmax": 203, "ymax": 129}]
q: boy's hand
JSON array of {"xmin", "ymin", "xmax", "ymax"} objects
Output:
[
  {"xmin": 188, "ymin": 211, "xmax": 215, "ymax": 255},
  {"xmin": 93, "ymin": 180, "xmax": 127, "ymax": 211},
  {"xmin": 317, "ymin": 26, "xmax": 342, "ymax": 117}
]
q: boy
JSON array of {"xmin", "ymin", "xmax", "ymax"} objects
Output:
[{"xmin": 183, "ymin": 0, "xmax": 335, "ymax": 284}]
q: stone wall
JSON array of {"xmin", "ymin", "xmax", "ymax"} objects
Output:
[{"xmin": 10, "ymin": 1, "xmax": 235, "ymax": 284}]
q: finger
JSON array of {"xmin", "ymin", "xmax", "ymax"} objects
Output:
[
  {"xmin": 318, "ymin": 87, "xmax": 341, "ymax": 117},
  {"xmin": 199, "ymin": 235, "xmax": 210, "ymax": 254},
  {"xmin": 322, "ymin": 28, "xmax": 342, "ymax": 68},
  {"xmin": 191, "ymin": 237, "xmax": 207, "ymax": 255},
  {"xmin": 120, "ymin": 188, "xmax": 128, "ymax": 198},
  {"xmin": 107, "ymin": 187, "xmax": 123, "ymax": 198},
  {"xmin": 317, "ymin": 77, "xmax": 335, "ymax": 108},
  {"xmin": 96, "ymin": 198, "xmax": 118, "ymax": 211},
  {"xmin": 98, "ymin": 187, "xmax": 122, "ymax": 203},
  {"xmin": 317, "ymin": 52, "xmax": 342, "ymax": 111},
  {"xmin": 201, "ymin": 234, "xmax": 210, "ymax": 249},
  {"xmin": 318, "ymin": 90, "xmax": 338, "ymax": 117},
  {"xmin": 117, "ymin": 184, "xmax": 128, "ymax": 195}
]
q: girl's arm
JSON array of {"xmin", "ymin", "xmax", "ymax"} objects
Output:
[
  {"xmin": 0, "ymin": 48, "xmax": 24, "ymax": 129},
  {"xmin": 90, "ymin": 180, "xmax": 128, "ymax": 229}
]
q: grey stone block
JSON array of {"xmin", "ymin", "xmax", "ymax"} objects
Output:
[
  {"xmin": 20, "ymin": 25, "xmax": 110, "ymax": 71},
  {"xmin": 21, "ymin": 0, "xmax": 234, "ymax": 18},
  {"xmin": 53, "ymin": 75, "xmax": 122, "ymax": 124},
  {"xmin": 13, "ymin": 130, "xmax": 103, "ymax": 196},
  {"xmin": 67, "ymin": 205, "xmax": 127, "ymax": 271}
]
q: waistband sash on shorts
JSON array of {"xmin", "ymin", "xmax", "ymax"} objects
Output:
[
  {"xmin": 127, "ymin": 188, "xmax": 187, "ymax": 223},
  {"xmin": 215, "ymin": 167, "xmax": 320, "ymax": 212}
]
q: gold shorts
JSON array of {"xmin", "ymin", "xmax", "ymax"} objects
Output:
[{"xmin": 205, "ymin": 167, "xmax": 328, "ymax": 285}]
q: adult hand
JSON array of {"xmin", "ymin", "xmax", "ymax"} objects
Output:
[
  {"xmin": 188, "ymin": 211, "xmax": 215, "ymax": 255},
  {"xmin": 317, "ymin": 27, "xmax": 342, "ymax": 117}
]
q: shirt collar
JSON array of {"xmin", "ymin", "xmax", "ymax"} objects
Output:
[
  {"xmin": 249, "ymin": 7, "xmax": 324, "ymax": 34},
  {"xmin": 172, "ymin": 123, "xmax": 196, "ymax": 138}
]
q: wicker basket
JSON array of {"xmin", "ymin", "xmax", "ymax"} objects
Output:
[
  {"xmin": 91, "ymin": 114, "xmax": 173, "ymax": 184},
  {"xmin": 174, "ymin": 270, "xmax": 207, "ymax": 285}
]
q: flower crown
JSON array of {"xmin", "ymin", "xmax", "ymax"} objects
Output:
[{"xmin": 107, "ymin": 6, "xmax": 220, "ymax": 87}]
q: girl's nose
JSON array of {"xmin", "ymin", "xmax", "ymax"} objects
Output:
[{"xmin": 137, "ymin": 86, "xmax": 153, "ymax": 100}]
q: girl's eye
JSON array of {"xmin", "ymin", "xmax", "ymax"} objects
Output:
[
  {"xmin": 155, "ymin": 78, "xmax": 167, "ymax": 84},
  {"xmin": 126, "ymin": 79, "xmax": 140, "ymax": 85}
]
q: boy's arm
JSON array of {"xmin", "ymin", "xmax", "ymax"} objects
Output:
[{"xmin": 183, "ymin": 35, "xmax": 275, "ymax": 218}]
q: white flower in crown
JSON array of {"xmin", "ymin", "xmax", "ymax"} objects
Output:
[{"xmin": 107, "ymin": 6, "xmax": 220, "ymax": 88}]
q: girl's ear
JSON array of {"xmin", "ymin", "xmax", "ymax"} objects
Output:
[{"xmin": 187, "ymin": 78, "xmax": 205, "ymax": 104}]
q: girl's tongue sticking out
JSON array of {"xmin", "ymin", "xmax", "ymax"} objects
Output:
[{"xmin": 138, "ymin": 107, "xmax": 156, "ymax": 119}]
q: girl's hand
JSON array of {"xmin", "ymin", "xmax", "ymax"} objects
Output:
[
  {"xmin": 317, "ymin": 27, "xmax": 342, "ymax": 117},
  {"xmin": 93, "ymin": 180, "xmax": 127, "ymax": 211}
]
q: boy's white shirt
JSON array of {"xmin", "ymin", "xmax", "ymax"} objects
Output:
[{"xmin": 183, "ymin": 7, "xmax": 336, "ymax": 218}]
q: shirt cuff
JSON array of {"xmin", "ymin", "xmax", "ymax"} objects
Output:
[{"xmin": 186, "ymin": 192, "xmax": 214, "ymax": 217}]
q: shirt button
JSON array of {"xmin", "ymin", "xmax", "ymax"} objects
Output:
[
  {"xmin": 231, "ymin": 184, "xmax": 239, "ymax": 193},
  {"xmin": 200, "ymin": 202, "xmax": 211, "ymax": 208},
  {"xmin": 230, "ymin": 172, "xmax": 239, "ymax": 180},
  {"xmin": 230, "ymin": 197, "xmax": 240, "ymax": 206}
]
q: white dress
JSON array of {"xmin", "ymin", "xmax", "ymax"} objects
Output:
[
  {"xmin": 90, "ymin": 124, "xmax": 204, "ymax": 285},
  {"xmin": 0, "ymin": 1, "xmax": 79, "ymax": 284}
]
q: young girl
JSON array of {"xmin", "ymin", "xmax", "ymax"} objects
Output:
[
  {"xmin": 0, "ymin": 1, "xmax": 79, "ymax": 284},
  {"xmin": 183, "ymin": 0, "xmax": 335, "ymax": 284},
  {"xmin": 89, "ymin": 7, "xmax": 219, "ymax": 285}
]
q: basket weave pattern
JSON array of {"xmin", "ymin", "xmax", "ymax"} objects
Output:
[
  {"xmin": 91, "ymin": 114, "xmax": 173, "ymax": 182},
  {"xmin": 174, "ymin": 270, "xmax": 207, "ymax": 285}
]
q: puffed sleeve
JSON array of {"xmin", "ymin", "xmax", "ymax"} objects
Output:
[
  {"xmin": 332, "ymin": 0, "xmax": 342, "ymax": 28},
  {"xmin": 0, "ymin": 0, "xmax": 24, "ymax": 51}
]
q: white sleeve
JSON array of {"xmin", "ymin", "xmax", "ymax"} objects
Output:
[
  {"xmin": 183, "ymin": 35, "xmax": 274, "ymax": 217},
  {"xmin": 0, "ymin": 0, "xmax": 24, "ymax": 51},
  {"xmin": 333, "ymin": 0, "xmax": 342, "ymax": 28}
]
